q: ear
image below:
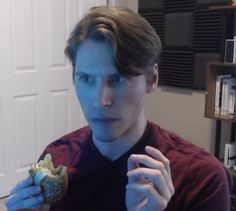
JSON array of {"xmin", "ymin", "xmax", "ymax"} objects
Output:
[{"xmin": 146, "ymin": 63, "xmax": 158, "ymax": 93}]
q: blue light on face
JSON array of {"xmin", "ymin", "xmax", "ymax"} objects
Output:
[
  {"xmin": 73, "ymin": 39, "xmax": 148, "ymax": 144},
  {"xmin": 75, "ymin": 70, "xmax": 129, "ymax": 92},
  {"xmin": 75, "ymin": 72, "xmax": 96, "ymax": 86}
]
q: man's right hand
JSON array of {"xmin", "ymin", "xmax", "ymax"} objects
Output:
[{"xmin": 6, "ymin": 176, "xmax": 44, "ymax": 211}]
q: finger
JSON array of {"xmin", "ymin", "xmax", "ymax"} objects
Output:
[
  {"xmin": 127, "ymin": 155, "xmax": 140, "ymax": 183},
  {"xmin": 6, "ymin": 186, "xmax": 41, "ymax": 208},
  {"xmin": 10, "ymin": 176, "xmax": 33, "ymax": 194},
  {"xmin": 125, "ymin": 187, "xmax": 147, "ymax": 211},
  {"xmin": 128, "ymin": 154, "xmax": 169, "ymax": 182},
  {"xmin": 128, "ymin": 153, "xmax": 174, "ymax": 194},
  {"xmin": 145, "ymin": 146, "xmax": 171, "ymax": 176},
  {"xmin": 126, "ymin": 182, "xmax": 168, "ymax": 211},
  {"xmin": 10, "ymin": 194, "xmax": 44, "ymax": 211},
  {"xmin": 127, "ymin": 155, "xmax": 140, "ymax": 171},
  {"xmin": 127, "ymin": 167, "xmax": 172, "ymax": 201},
  {"xmin": 145, "ymin": 146, "xmax": 175, "ymax": 194}
]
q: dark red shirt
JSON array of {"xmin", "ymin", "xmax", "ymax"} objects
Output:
[{"xmin": 40, "ymin": 122, "xmax": 230, "ymax": 211}]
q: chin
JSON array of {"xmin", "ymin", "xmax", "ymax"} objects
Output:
[
  {"xmin": 94, "ymin": 134, "xmax": 117, "ymax": 143},
  {"xmin": 90, "ymin": 120, "xmax": 129, "ymax": 142},
  {"xmin": 92, "ymin": 128, "xmax": 121, "ymax": 143}
]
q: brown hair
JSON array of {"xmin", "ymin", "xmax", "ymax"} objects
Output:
[{"xmin": 65, "ymin": 6, "xmax": 161, "ymax": 79}]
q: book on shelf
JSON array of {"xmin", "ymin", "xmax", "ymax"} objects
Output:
[
  {"xmin": 225, "ymin": 37, "xmax": 236, "ymax": 63},
  {"xmin": 221, "ymin": 77, "xmax": 236, "ymax": 115},
  {"xmin": 224, "ymin": 143, "xmax": 236, "ymax": 168},
  {"xmin": 214, "ymin": 74, "xmax": 231, "ymax": 114}
]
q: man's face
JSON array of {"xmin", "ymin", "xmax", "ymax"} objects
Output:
[{"xmin": 74, "ymin": 39, "xmax": 148, "ymax": 142}]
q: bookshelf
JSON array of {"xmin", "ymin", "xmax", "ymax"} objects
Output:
[
  {"xmin": 205, "ymin": 62, "xmax": 236, "ymax": 122},
  {"xmin": 204, "ymin": 3, "xmax": 236, "ymax": 160},
  {"xmin": 205, "ymin": 62, "xmax": 236, "ymax": 160},
  {"xmin": 206, "ymin": 4, "xmax": 236, "ymax": 209}
]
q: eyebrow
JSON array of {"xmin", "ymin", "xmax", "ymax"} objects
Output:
[{"xmin": 75, "ymin": 70, "xmax": 121, "ymax": 78}]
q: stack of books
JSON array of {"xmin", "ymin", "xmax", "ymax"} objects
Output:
[{"xmin": 214, "ymin": 74, "xmax": 236, "ymax": 115}]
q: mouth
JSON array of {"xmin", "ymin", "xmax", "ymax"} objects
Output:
[{"xmin": 91, "ymin": 118, "xmax": 119, "ymax": 124}]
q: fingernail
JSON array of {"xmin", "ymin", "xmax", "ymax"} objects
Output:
[
  {"xmin": 145, "ymin": 146, "xmax": 153, "ymax": 151},
  {"xmin": 130, "ymin": 154, "xmax": 137, "ymax": 159}
]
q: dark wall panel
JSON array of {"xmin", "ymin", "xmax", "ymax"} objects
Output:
[
  {"xmin": 161, "ymin": 51, "xmax": 194, "ymax": 88},
  {"xmin": 196, "ymin": 0, "xmax": 232, "ymax": 5},
  {"xmin": 165, "ymin": 12, "xmax": 193, "ymax": 49},
  {"xmin": 139, "ymin": 0, "xmax": 163, "ymax": 10},
  {"xmin": 194, "ymin": 8, "xmax": 223, "ymax": 52},
  {"xmin": 139, "ymin": 0, "xmax": 232, "ymax": 90},
  {"xmin": 164, "ymin": 0, "xmax": 196, "ymax": 12},
  {"xmin": 194, "ymin": 53, "xmax": 220, "ymax": 89}
]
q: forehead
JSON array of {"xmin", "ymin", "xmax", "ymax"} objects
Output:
[{"xmin": 75, "ymin": 39, "xmax": 118, "ymax": 75}]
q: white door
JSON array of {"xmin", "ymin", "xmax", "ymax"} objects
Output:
[{"xmin": 0, "ymin": 0, "xmax": 107, "ymax": 197}]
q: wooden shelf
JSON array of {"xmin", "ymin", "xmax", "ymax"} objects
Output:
[
  {"xmin": 209, "ymin": 5, "xmax": 236, "ymax": 11},
  {"xmin": 208, "ymin": 61, "xmax": 236, "ymax": 67},
  {"xmin": 204, "ymin": 4, "xmax": 236, "ymax": 159},
  {"xmin": 205, "ymin": 113, "xmax": 236, "ymax": 123}
]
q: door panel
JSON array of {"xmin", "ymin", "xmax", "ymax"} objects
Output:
[{"xmin": 0, "ymin": 0, "xmax": 106, "ymax": 197}]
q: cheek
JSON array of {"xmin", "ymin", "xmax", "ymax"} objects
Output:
[
  {"xmin": 118, "ymin": 86, "xmax": 146, "ymax": 112},
  {"xmin": 75, "ymin": 85, "xmax": 92, "ymax": 111}
]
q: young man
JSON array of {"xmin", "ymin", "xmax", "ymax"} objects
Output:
[{"xmin": 6, "ymin": 6, "xmax": 229, "ymax": 211}]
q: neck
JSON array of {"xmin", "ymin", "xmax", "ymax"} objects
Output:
[{"xmin": 92, "ymin": 113, "xmax": 147, "ymax": 161}]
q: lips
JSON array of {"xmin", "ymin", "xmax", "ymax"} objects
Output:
[{"xmin": 91, "ymin": 117, "xmax": 118, "ymax": 123}]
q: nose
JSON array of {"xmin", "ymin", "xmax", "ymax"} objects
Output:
[{"xmin": 93, "ymin": 82, "xmax": 113, "ymax": 108}]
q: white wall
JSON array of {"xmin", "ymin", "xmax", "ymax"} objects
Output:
[
  {"xmin": 146, "ymin": 87, "xmax": 215, "ymax": 152},
  {"xmin": 147, "ymin": 87, "xmax": 233, "ymax": 156}
]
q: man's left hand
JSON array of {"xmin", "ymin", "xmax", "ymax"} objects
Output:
[{"xmin": 125, "ymin": 146, "xmax": 175, "ymax": 211}]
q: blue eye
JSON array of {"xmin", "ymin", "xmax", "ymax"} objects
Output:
[
  {"xmin": 109, "ymin": 74, "xmax": 126, "ymax": 86},
  {"xmin": 76, "ymin": 73, "xmax": 95, "ymax": 85}
]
